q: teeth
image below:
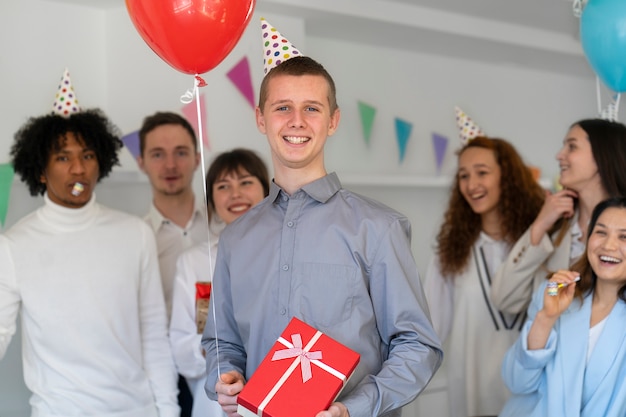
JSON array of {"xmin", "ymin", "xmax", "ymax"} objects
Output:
[
  {"xmin": 230, "ymin": 205, "xmax": 249, "ymax": 213},
  {"xmin": 284, "ymin": 136, "xmax": 309, "ymax": 144},
  {"xmin": 600, "ymin": 255, "xmax": 621, "ymax": 263}
]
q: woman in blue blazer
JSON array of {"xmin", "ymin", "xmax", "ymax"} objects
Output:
[{"xmin": 500, "ymin": 196, "xmax": 626, "ymax": 417}]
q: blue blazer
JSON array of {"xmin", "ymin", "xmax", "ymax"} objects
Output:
[{"xmin": 500, "ymin": 282, "xmax": 626, "ymax": 417}]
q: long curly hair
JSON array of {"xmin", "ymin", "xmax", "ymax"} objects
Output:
[
  {"xmin": 436, "ymin": 136, "xmax": 545, "ymax": 277},
  {"xmin": 10, "ymin": 108, "xmax": 123, "ymax": 196}
]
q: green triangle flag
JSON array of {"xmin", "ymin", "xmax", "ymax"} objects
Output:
[
  {"xmin": 395, "ymin": 118, "xmax": 412, "ymax": 163},
  {"xmin": 0, "ymin": 163, "xmax": 14, "ymax": 228},
  {"xmin": 358, "ymin": 101, "xmax": 376, "ymax": 146}
]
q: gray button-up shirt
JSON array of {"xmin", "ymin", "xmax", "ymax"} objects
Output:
[{"xmin": 203, "ymin": 173, "xmax": 442, "ymax": 416}]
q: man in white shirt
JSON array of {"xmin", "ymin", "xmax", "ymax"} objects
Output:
[
  {"xmin": 0, "ymin": 108, "xmax": 179, "ymax": 417},
  {"xmin": 138, "ymin": 111, "xmax": 208, "ymax": 417}
]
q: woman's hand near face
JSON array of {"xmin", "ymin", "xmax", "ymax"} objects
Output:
[{"xmin": 530, "ymin": 189, "xmax": 578, "ymax": 245}]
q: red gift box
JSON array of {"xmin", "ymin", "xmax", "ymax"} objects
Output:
[
  {"xmin": 237, "ymin": 317, "xmax": 360, "ymax": 417},
  {"xmin": 195, "ymin": 282, "xmax": 212, "ymax": 334}
]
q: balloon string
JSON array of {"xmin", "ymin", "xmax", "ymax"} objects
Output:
[
  {"xmin": 181, "ymin": 74, "xmax": 223, "ymax": 381},
  {"xmin": 596, "ymin": 76, "xmax": 602, "ymax": 115},
  {"xmin": 572, "ymin": 0, "xmax": 585, "ymax": 18}
]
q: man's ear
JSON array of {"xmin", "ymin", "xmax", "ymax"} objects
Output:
[
  {"xmin": 137, "ymin": 156, "xmax": 145, "ymax": 173},
  {"xmin": 255, "ymin": 106, "xmax": 266, "ymax": 134},
  {"xmin": 328, "ymin": 108, "xmax": 341, "ymax": 136}
]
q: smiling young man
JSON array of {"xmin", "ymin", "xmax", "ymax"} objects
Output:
[
  {"xmin": 201, "ymin": 49, "xmax": 442, "ymax": 417},
  {"xmin": 138, "ymin": 111, "xmax": 208, "ymax": 417},
  {"xmin": 0, "ymin": 109, "xmax": 179, "ymax": 417}
]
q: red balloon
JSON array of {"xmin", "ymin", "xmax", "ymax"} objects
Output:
[{"xmin": 126, "ymin": 0, "xmax": 256, "ymax": 75}]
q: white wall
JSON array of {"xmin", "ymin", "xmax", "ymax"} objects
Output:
[{"xmin": 0, "ymin": 0, "xmax": 603, "ymax": 415}]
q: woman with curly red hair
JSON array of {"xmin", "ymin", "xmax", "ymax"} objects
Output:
[{"xmin": 424, "ymin": 136, "xmax": 545, "ymax": 417}]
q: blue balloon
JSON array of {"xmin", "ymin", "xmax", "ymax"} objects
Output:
[{"xmin": 581, "ymin": 0, "xmax": 626, "ymax": 92}]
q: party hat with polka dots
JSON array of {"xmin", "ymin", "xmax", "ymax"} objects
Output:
[
  {"xmin": 455, "ymin": 106, "xmax": 484, "ymax": 144},
  {"xmin": 52, "ymin": 68, "xmax": 80, "ymax": 117},
  {"xmin": 261, "ymin": 18, "xmax": 302, "ymax": 75}
]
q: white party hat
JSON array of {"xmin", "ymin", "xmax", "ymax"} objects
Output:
[
  {"xmin": 261, "ymin": 18, "xmax": 302, "ymax": 75},
  {"xmin": 455, "ymin": 106, "xmax": 485, "ymax": 144},
  {"xmin": 52, "ymin": 68, "xmax": 80, "ymax": 117}
]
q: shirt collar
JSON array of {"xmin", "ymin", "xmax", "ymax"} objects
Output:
[
  {"xmin": 40, "ymin": 191, "xmax": 99, "ymax": 230},
  {"xmin": 269, "ymin": 172, "xmax": 342, "ymax": 204},
  {"xmin": 145, "ymin": 199, "xmax": 205, "ymax": 232}
]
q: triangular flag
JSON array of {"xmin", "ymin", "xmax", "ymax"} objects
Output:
[
  {"xmin": 227, "ymin": 56, "xmax": 255, "ymax": 109},
  {"xmin": 0, "ymin": 163, "xmax": 15, "ymax": 228},
  {"xmin": 394, "ymin": 118, "xmax": 412, "ymax": 163},
  {"xmin": 181, "ymin": 94, "xmax": 210, "ymax": 149},
  {"xmin": 432, "ymin": 133, "xmax": 448, "ymax": 174},
  {"xmin": 121, "ymin": 131, "xmax": 141, "ymax": 160},
  {"xmin": 358, "ymin": 101, "xmax": 376, "ymax": 146}
]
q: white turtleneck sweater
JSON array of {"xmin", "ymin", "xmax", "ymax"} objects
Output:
[{"xmin": 0, "ymin": 193, "xmax": 179, "ymax": 417}]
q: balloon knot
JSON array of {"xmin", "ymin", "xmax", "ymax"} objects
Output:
[{"xmin": 195, "ymin": 76, "xmax": 207, "ymax": 87}]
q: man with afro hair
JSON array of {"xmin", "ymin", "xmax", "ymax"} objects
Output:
[{"xmin": 0, "ymin": 108, "xmax": 180, "ymax": 417}]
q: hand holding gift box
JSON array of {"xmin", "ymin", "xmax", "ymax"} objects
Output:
[{"xmin": 237, "ymin": 317, "xmax": 360, "ymax": 417}]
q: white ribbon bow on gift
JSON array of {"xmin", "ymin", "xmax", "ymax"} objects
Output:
[{"xmin": 271, "ymin": 333, "xmax": 323, "ymax": 382}]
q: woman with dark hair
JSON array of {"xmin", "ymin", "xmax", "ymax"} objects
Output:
[
  {"xmin": 424, "ymin": 136, "xmax": 545, "ymax": 417},
  {"xmin": 492, "ymin": 119, "xmax": 626, "ymax": 315},
  {"xmin": 169, "ymin": 148, "xmax": 269, "ymax": 417},
  {"xmin": 501, "ymin": 197, "xmax": 626, "ymax": 417}
]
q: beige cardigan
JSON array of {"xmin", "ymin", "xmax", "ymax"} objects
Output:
[{"xmin": 491, "ymin": 224, "xmax": 574, "ymax": 314}]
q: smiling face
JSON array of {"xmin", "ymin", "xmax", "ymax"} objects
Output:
[
  {"xmin": 587, "ymin": 206, "xmax": 626, "ymax": 286},
  {"xmin": 457, "ymin": 146, "xmax": 502, "ymax": 221},
  {"xmin": 40, "ymin": 132, "xmax": 99, "ymax": 208},
  {"xmin": 212, "ymin": 168, "xmax": 266, "ymax": 224},
  {"xmin": 138, "ymin": 124, "xmax": 200, "ymax": 197},
  {"xmin": 256, "ymin": 74, "xmax": 340, "ymax": 178},
  {"xmin": 556, "ymin": 124, "xmax": 601, "ymax": 192}
]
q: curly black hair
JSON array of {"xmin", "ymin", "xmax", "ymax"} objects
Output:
[{"xmin": 10, "ymin": 108, "xmax": 123, "ymax": 196}]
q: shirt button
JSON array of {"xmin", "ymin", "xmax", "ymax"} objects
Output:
[
  {"xmin": 287, "ymin": 221, "xmax": 294, "ymax": 227},
  {"xmin": 282, "ymin": 264, "xmax": 289, "ymax": 271},
  {"xmin": 280, "ymin": 308, "xmax": 286, "ymax": 315},
  {"xmin": 282, "ymin": 196, "xmax": 288, "ymax": 202}
]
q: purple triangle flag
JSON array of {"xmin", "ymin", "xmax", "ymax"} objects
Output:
[
  {"xmin": 432, "ymin": 132, "xmax": 448, "ymax": 174},
  {"xmin": 121, "ymin": 131, "xmax": 141, "ymax": 160}
]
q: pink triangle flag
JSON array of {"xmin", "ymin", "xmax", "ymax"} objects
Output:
[
  {"xmin": 181, "ymin": 94, "xmax": 210, "ymax": 149},
  {"xmin": 227, "ymin": 56, "xmax": 255, "ymax": 109}
]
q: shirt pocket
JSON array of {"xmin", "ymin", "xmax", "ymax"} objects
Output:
[{"xmin": 292, "ymin": 262, "xmax": 358, "ymax": 328}]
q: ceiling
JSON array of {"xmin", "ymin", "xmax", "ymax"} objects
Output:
[{"xmin": 45, "ymin": 0, "xmax": 592, "ymax": 77}]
